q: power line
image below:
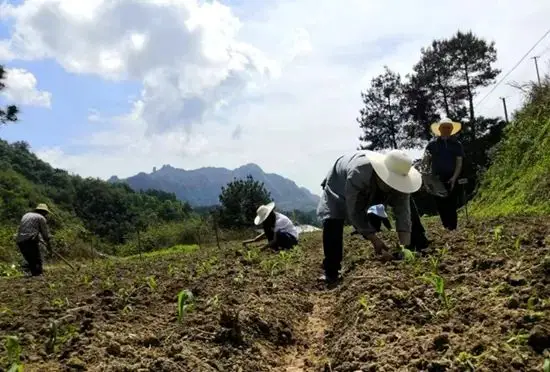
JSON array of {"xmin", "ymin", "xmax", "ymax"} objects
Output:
[{"xmin": 474, "ymin": 27, "xmax": 550, "ymax": 109}]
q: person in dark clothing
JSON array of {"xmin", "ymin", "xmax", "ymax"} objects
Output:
[
  {"xmin": 423, "ymin": 118, "xmax": 464, "ymax": 230},
  {"xmin": 15, "ymin": 203, "xmax": 53, "ymax": 276},
  {"xmin": 242, "ymin": 202, "xmax": 299, "ymax": 251}
]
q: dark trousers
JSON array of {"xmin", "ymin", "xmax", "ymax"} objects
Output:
[
  {"xmin": 266, "ymin": 230, "xmax": 298, "ymax": 251},
  {"xmin": 323, "ymin": 199, "xmax": 428, "ymax": 278},
  {"xmin": 409, "ymin": 198, "xmax": 429, "ymax": 250},
  {"xmin": 322, "ymin": 219, "xmax": 345, "ymax": 278},
  {"xmin": 17, "ymin": 238, "xmax": 43, "ymax": 276},
  {"xmin": 435, "ymin": 181, "xmax": 459, "ymax": 230}
]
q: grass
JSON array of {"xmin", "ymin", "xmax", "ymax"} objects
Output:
[{"xmin": 472, "ymin": 80, "xmax": 550, "ymax": 217}]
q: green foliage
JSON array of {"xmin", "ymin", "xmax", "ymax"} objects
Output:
[
  {"xmin": 422, "ymin": 273, "xmax": 451, "ymax": 311},
  {"xmin": 472, "ymin": 80, "xmax": 550, "ymax": 216},
  {"xmin": 358, "ymin": 66, "xmax": 408, "ymax": 150},
  {"xmin": 177, "ymin": 289, "xmax": 195, "ymax": 323},
  {"xmin": 0, "ymin": 138, "xmax": 194, "ymax": 259},
  {"xmin": 4, "ymin": 335, "xmax": 23, "ymax": 372},
  {"xmin": 0, "ymin": 66, "xmax": 18, "ymax": 125},
  {"xmin": 218, "ymin": 175, "xmax": 271, "ymax": 228}
]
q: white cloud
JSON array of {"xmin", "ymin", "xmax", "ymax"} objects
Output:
[
  {"xmin": 1, "ymin": 68, "xmax": 51, "ymax": 107},
  {"xmin": 3, "ymin": 0, "xmax": 550, "ymax": 194}
]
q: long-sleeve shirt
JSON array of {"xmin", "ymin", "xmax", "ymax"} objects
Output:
[
  {"xmin": 16, "ymin": 212, "xmax": 51, "ymax": 244},
  {"xmin": 316, "ymin": 151, "xmax": 411, "ymax": 235}
]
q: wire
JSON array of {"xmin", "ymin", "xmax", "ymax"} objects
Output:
[{"xmin": 474, "ymin": 27, "xmax": 550, "ymax": 109}]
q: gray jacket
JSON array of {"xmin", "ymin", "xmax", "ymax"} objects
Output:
[{"xmin": 316, "ymin": 151, "xmax": 411, "ymax": 235}]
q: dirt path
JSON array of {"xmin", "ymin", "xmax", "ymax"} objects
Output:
[{"xmin": 283, "ymin": 290, "xmax": 334, "ymax": 372}]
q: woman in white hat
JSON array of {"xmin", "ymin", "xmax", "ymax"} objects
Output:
[
  {"xmin": 423, "ymin": 117, "xmax": 464, "ymax": 230},
  {"xmin": 242, "ymin": 202, "xmax": 299, "ymax": 250},
  {"xmin": 317, "ymin": 149, "xmax": 422, "ymax": 286}
]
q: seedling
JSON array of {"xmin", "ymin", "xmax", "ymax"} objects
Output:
[
  {"xmin": 207, "ymin": 294, "xmax": 220, "ymax": 309},
  {"xmin": 400, "ymin": 246, "xmax": 416, "ymax": 264},
  {"xmin": 422, "ymin": 273, "xmax": 451, "ymax": 311},
  {"xmin": 456, "ymin": 351, "xmax": 476, "ymax": 370},
  {"xmin": 355, "ymin": 294, "xmax": 375, "ymax": 326},
  {"xmin": 177, "ymin": 289, "xmax": 195, "ymax": 323},
  {"xmin": 146, "ymin": 276, "xmax": 157, "ymax": 292},
  {"xmin": 4, "ymin": 335, "xmax": 23, "ymax": 372},
  {"xmin": 543, "ymin": 358, "xmax": 550, "ymax": 372},
  {"xmin": 505, "ymin": 330, "xmax": 530, "ymax": 350}
]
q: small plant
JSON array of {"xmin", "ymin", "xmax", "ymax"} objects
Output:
[
  {"xmin": 492, "ymin": 225, "xmax": 504, "ymax": 248},
  {"xmin": 177, "ymin": 289, "xmax": 195, "ymax": 323},
  {"xmin": 456, "ymin": 351, "xmax": 476, "ymax": 370},
  {"xmin": 4, "ymin": 335, "xmax": 23, "ymax": 372},
  {"xmin": 82, "ymin": 274, "xmax": 92, "ymax": 285},
  {"xmin": 543, "ymin": 358, "xmax": 550, "ymax": 372},
  {"xmin": 400, "ymin": 246, "xmax": 416, "ymax": 263},
  {"xmin": 146, "ymin": 276, "xmax": 157, "ymax": 292},
  {"xmin": 422, "ymin": 273, "xmax": 451, "ymax": 311},
  {"xmin": 233, "ymin": 271, "xmax": 245, "ymax": 284},
  {"xmin": 207, "ymin": 294, "xmax": 221, "ymax": 309},
  {"xmin": 506, "ymin": 331, "xmax": 530, "ymax": 346},
  {"xmin": 0, "ymin": 263, "xmax": 21, "ymax": 278}
]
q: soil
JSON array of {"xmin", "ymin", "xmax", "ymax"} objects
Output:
[{"xmin": 1, "ymin": 216, "xmax": 550, "ymax": 371}]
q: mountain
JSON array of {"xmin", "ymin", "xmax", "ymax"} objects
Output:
[{"xmin": 109, "ymin": 163, "xmax": 320, "ymax": 212}]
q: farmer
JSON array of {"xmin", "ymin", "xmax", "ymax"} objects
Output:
[
  {"xmin": 317, "ymin": 149, "xmax": 423, "ymax": 285},
  {"xmin": 242, "ymin": 202, "xmax": 299, "ymax": 251},
  {"xmin": 422, "ymin": 118, "xmax": 464, "ymax": 230},
  {"xmin": 15, "ymin": 203, "xmax": 53, "ymax": 276}
]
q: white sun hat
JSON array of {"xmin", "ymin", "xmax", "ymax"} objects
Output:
[
  {"xmin": 430, "ymin": 117, "xmax": 462, "ymax": 136},
  {"xmin": 254, "ymin": 202, "xmax": 275, "ymax": 225},
  {"xmin": 367, "ymin": 150, "xmax": 422, "ymax": 194}
]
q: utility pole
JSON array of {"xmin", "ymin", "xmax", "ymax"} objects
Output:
[
  {"xmin": 500, "ymin": 97, "xmax": 509, "ymax": 123},
  {"xmin": 532, "ymin": 56, "xmax": 541, "ymax": 85}
]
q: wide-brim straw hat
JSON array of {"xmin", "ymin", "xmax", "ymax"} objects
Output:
[
  {"xmin": 430, "ymin": 117, "xmax": 462, "ymax": 136},
  {"xmin": 35, "ymin": 203, "xmax": 51, "ymax": 213},
  {"xmin": 366, "ymin": 150, "xmax": 422, "ymax": 194},
  {"xmin": 254, "ymin": 202, "xmax": 275, "ymax": 225}
]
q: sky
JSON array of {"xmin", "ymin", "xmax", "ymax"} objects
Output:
[{"xmin": 0, "ymin": 0, "xmax": 549, "ymax": 195}]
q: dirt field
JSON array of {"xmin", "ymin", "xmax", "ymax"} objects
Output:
[{"xmin": 1, "ymin": 217, "xmax": 550, "ymax": 371}]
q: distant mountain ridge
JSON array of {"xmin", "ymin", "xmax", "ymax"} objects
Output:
[{"xmin": 108, "ymin": 163, "xmax": 320, "ymax": 212}]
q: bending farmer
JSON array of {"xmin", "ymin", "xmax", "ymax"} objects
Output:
[
  {"xmin": 242, "ymin": 202, "xmax": 299, "ymax": 251},
  {"xmin": 15, "ymin": 203, "xmax": 53, "ymax": 276},
  {"xmin": 422, "ymin": 118, "xmax": 464, "ymax": 230},
  {"xmin": 317, "ymin": 150, "xmax": 422, "ymax": 285}
]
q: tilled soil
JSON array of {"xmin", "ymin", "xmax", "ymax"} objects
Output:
[{"xmin": 1, "ymin": 217, "xmax": 550, "ymax": 371}]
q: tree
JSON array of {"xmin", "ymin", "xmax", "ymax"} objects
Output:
[
  {"xmin": 218, "ymin": 175, "xmax": 272, "ymax": 228},
  {"xmin": 405, "ymin": 31, "xmax": 500, "ymax": 144},
  {"xmin": 0, "ymin": 65, "xmax": 18, "ymax": 125},
  {"xmin": 357, "ymin": 66, "xmax": 409, "ymax": 150}
]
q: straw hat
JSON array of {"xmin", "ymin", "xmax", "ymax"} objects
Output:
[
  {"xmin": 35, "ymin": 203, "xmax": 51, "ymax": 213},
  {"xmin": 254, "ymin": 202, "xmax": 275, "ymax": 225},
  {"xmin": 430, "ymin": 117, "xmax": 462, "ymax": 136},
  {"xmin": 367, "ymin": 150, "xmax": 422, "ymax": 194}
]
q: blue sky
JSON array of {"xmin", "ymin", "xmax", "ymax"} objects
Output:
[{"xmin": 1, "ymin": 0, "xmax": 549, "ymax": 191}]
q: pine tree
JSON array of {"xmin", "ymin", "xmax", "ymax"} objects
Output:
[{"xmin": 357, "ymin": 66, "xmax": 408, "ymax": 150}]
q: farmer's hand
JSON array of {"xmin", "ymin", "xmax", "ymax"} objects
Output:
[
  {"xmin": 448, "ymin": 177, "xmax": 457, "ymax": 190},
  {"xmin": 365, "ymin": 234, "xmax": 389, "ymax": 254}
]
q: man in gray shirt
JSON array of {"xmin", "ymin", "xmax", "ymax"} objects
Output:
[
  {"xmin": 317, "ymin": 150, "xmax": 422, "ymax": 286},
  {"xmin": 16, "ymin": 203, "xmax": 52, "ymax": 276}
]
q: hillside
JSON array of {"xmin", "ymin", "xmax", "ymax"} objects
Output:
[
  {"xmin": 0, "ymin": 140, "xmax": 194, "ymax": 261},
  {"xmin": 472, "ymin": 80, "xmax": 550, "ymax": 216},
  {"xmin": 109, "ymin": 163, "xmax": 320, "ymax": 212}
]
